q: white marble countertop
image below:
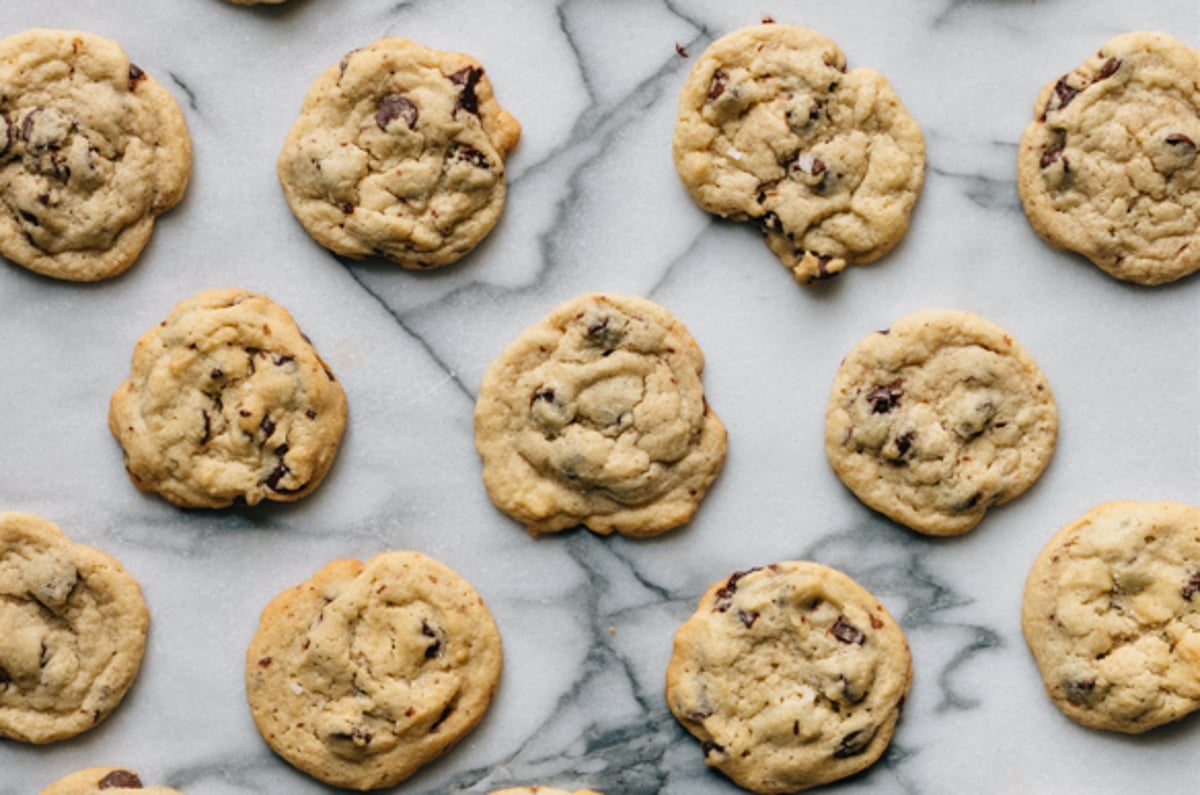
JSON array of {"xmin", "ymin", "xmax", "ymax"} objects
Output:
[{"xmin": 2, "ymin": 1, "xmax": 1199, "ymax": 793}]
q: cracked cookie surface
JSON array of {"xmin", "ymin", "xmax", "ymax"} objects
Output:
[
  {"xmin": 473, "ymin": 293, "xmax": 727, "ymax": 538},
  {"xmin": 1017, "ymin": 31, "xmax": 1200, "ymax": 285},
  {"xmin": 0, "ymin": 28, "xmax": 190, "ymax": 281},
  {"xmin": 673, "ymin": 23, "xmax": 924, "ymax": 285},
  {"xmin": 824, "ymin": 309, "xmax": 1057, "ymax": 536},
  {"xmin": 40, "ymin": 766, "xmax": 183, "ymax": 794},
  {"xmin": 1023, "ymin": 501, "xmax": 1200, "ymax": 733},
  {"xmin": 245, "ymin": 551, "xmax": 502, "ymax": 791},
  {"xmin": 278, "ymin": 37, "xmax": 520, "ymax": 269},
  {"xmin": 0, "ymin": 513, "xmax": 149, "ymax": 744},
  {"xmin": 108, "ymin": 288, "xmax": 348, "ymax": 509},
  {"xmin": 666, "ymin": 561, "xmax": 911, "ymax": 794}
]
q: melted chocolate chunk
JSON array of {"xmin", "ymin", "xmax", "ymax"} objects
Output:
[
  {"xmin": 128, "ymin": 63, "xmax": 146, "ymax": 92},
  {"xmin": 99, "ymin": 769, "xmax": 143, "ymax": 789},
  {"xmin": 376, "ymin": 94, "xmax": 419, "ymax": 131},
  {"xmin": 865, "ymin": 381, "xmax": 903, "ymax": 414},
  {"xmin": 830, "ymin": 616, "xmax": 866, "ymax": 645},
  {"xmin": 449, "ymin": 67, "xmax": 483, "ymax": 115}
]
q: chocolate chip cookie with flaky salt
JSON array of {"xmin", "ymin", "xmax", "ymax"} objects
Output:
[
  {"xmin": 108, "ymin": 288, "xmax": 348, "ymax": 509},
  {"xmin": 1017, "ymin": 32, "xmax": 1200, "ymax": 285},
  {"xmin": 666, "ymin": 562, "xmax": 911, "ymax": 794},
  {"xmin": 278, "ymin": 37, "xmax": 520, "ymax": 269},
  {"xmin": 0, "ymin": 513, "xmax": 149, "ymax": 744},
  {"xmin": 825, "ymin": 309, "xmax": 1057, "ymax": 536},
  {"xmin": 673, "ymin": 23, "xmax": 925, "ymax": 285},
  {"xmin": 1023, "ymin": 501, "xmax": 1200, "ymax": 733},
  {"xmin": 39, "ymin": 767, "xmax": 184, "ymax": 794},
  {"xmin": 0, "ymin": 29, "xmax": 190, "ymax": 281},
  {"xmin": 245, "ymin": 551, "xmax": 502, "ymax": 791},
  {"xmin": 473, "ymin": 293, "xmax": 727, "ymax": 538}
]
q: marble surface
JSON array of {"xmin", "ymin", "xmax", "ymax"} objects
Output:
[{"xmin": 2, "ymin": 1, "xmax": 1199, "ymax": 793}]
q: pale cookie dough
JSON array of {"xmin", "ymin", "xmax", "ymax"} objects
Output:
[
  {"xmin": 825, "ymin": 309, "xmax": 1057, "ymax": 536},
  {"xmin": 39, "ymin": 766, "xmax": 183, "ymax": 794},
  {"xmin": 1017, "ymin": 31, "xmax": 1200, "ymax": 285},
  {"xmin": 108, "ymin": 288, "xmax": 348, "ymax": 509},
  {"xmin": 245, "ymin": 551, "xmax": 502, "ymax": 790},
  {"xmin": 0, "ymin": 29, "xmax": 190, "ymax": 281},
  {"xmin": 1023, "ymin": 501, "xmax": 1200, "ymax": 733},
  {"xmin": 666, "ymin": 562, "xmax": 911, "ymax": 793},
  {"xmin": 474, "ymin": 293, "xmax": 727, "ymax": 538},
  {"xmin": 673, "ymin": 23, "xmax": 924, "ymax": 285},
  {"xmin": 489, "ymin": 789, "xmax": 602, "ymax": 795},
  {"xmin": 278, "ymin": 37, "xmax": 520, "ymax": 268},
  {"xmin": 0, "ymin": 513, "xmax": 149, "ymax": 744}
]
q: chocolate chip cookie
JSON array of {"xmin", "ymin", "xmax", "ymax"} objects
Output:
[
  {"xmin": 673, "ymin": 22, "xmax": 925, "ymax": 285},
  {"xmin": 245, "ymin": 551, "xmax": 502, "ymax": 790},
  {"xmin": 1023, "ymin": 501, "xmax": 1200, "ymax": 732},
  {"xmin": 278, "ymin": 37, "xmax": 520, "ymax": 268},
  {"xmin": 0, "ymin": 29, "xmax": 190, "ymax": 281},
  {"xmin": 108, "ymin": 288, "xmax": 348, "ymax": 509},
  {"xmin": 1017, "ymin": 31, "xmax": 1200, "ymax": 285},
  {"xmin": 473, "ymin": 293, "xmax": 727, "ymax": 538},
  {"xmin": 0, "ymin": 513, "xmax": 149, "ymax": 744},
  {"xmin": 39, "ymin": 767, "xmax": 183, "ymax": 794},
  {"xmin": 666, "ymin": 562, "xmax": 911, "ymax": 793},
  {"xmin": 825, "ymin": 309, "xmax": 1058, "ymax": 536}
]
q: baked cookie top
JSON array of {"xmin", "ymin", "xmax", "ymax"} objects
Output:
[
  {"xmin": 245, "ymin": 551, "xmax": 502, "ymax": 790},
  {"xmin": 108, "ymin": 288, "xmax": 348, "ymax": 509},
  {"xmin": 0, "ymin": 28, "xmax": 190, "ymax": 281},
  {"xmin": 673, "ymin": 23, "xmax": 924, "ymax": 285},
  {"xmin": 1017, "ymin": 31, "xmax": 1200, "ymax": 285},
  {"xmin": 0, "ymin": 513, "xmax": 149, "ymax": 744},
  {"xmin": 825, "ymin": 309, "xmax": 1058, "ymax": 536},
  {"xmin": 473, "ymin": 293, "xmax": 727, "ymax": 538},
  {"xmin": 1023, "ymin": 501, "xmax": 1200, "ymax": 733},
  {"xmin": 666, "ymin": 562, "xmax": 911, "ymax": 794},
  {"xmin": 278, "ymin": 37, "xmax": 520, "ymax": 269},
  {"xmin": 39, "ymin": 766, "xmax": 183, "ymax": 794}
]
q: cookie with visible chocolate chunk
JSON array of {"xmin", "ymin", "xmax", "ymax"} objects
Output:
[
  {"xmin": 0, "ymin": 28, "xmax": 190, "ymax": 281},
  {"xmin": 108, "ymin": 288, "xmax": 348, "ymax": 509},
  {"xmin": 0, "ymin": 513, "xmax": 149, "ymax": 744},
  {"xmin": 473, "ymin": 293, "xmax": 727, "ymax": 538},
  {"xmin": 245, "ymin": 551, "xmax": 502, "ymax": 790},
  {"xmin": 666, "ymin": 562, "xmax": 911, "ymax": 793},
  {"xmin": 39, "ymin": 766, "xmax": 183, "ymax": 794},
  {"xmin": 278, "ymin": 37, "xmax": 520, "ymax": 268},
  {"xmin": 1017, "ymin": 32, "xmax": 1200, "ymax": 285},
  {"xmin": 673, "ymin": 23, "xmax": 924, "ymax": 285},
  {"xmin": 1023, "ymin": 501, "xmax": 1200, "ymax": 733},
  {"xmin": 824, "ymin": 309, "xmax": 1057, "ymax": 536}
]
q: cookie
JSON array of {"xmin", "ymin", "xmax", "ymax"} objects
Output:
[
  {"xmin": 1017, "ymin": 32, "xmax": 1200, "ymax": 285},
  {"xmin": 39, "ymin": 767, "xmax": 183, "ymax": 794},
  {"xmin": 473, "ymin": 293, "xmax": 727, "ymax": 538},
  {"xmin": 0, "ymin": 513, "xmax": 149, "ymax": 744},
  {"xmin": 824, "ymin": 309, "xmax": 1058, "ymax": 536},
  {"xmin": 1023, "ymin": 501, "xmax": 1200, "ymax": 733},
  {"xmin": 245, "ymin": 551, "xmax": 502, "ymax": 790},
  {"xmin": 0, "ymin": 29, "xmax": 190, "ymax": 281},
  {"xmin": 278, "ymin": 37, "xmax": 520, "ymax": 269},
  {"xmin": 673, "ymin": 23, "xmax": 924, "ymax": 285},
  {"xmin": 666, "ymin": 562, "xmax": 910, "ymax": 793},
  {"xmin": 108, "ymin": 288, "xmax": 348, "ymax": 509},
  {"xmin": 489, "ymin": 789, "xmax": 602, "ymax": 795}
]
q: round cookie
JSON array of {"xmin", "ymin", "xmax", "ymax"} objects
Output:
[
  {"xmin": 824, "ymin": 309, "xmax": 1058, "ymax": 536},
  {"xmin": 489, "ymin": 789, "xmax": 602, "ymax": 795},
  {"xmin": 278, "ymin": 37, "xmax": 520, "ymax": 269},
  {"xmin": 245, "ymin": 551, "xmax": 502, "ymax": 790},
  {"xmin": 673, "ymin": 23, "xmax": 925, "ymax": 285},
  {"xmin": 666, "ymin": 562, "xmax": 911, "ymax": 794},
  {"xmin": 108, "ymin": 288, "xmax": 348, "ymax": 509},
  {"xmin": 0, "ymin": 28, "xmax": 190, "ymax": 281},
  {"xmin": 473, "ymin": 293, "xmax": 727, "ymax": 538},
  {"xmin": 1017, "ymin": 32, "xmax": 1200, "ymax": 285},
  {"xmin": 1023, "ymin": 501, "xmax": 1200, "ymax": 733},
  {"xmin": 0, "ymin": 513, "xmax": 149, "ymax": 744},
  {"xmin": 39, "ymin": 766, "xmax": 183, "ymax": 794}
]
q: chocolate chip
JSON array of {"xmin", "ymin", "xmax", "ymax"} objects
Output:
[
  {"xmin": 1166, "ymin": 133, "xmax": 1196, "ymax": 148},
  {"xmin": 128, "ymin": 63, "xmax": 146, "ymax": 92},
  {"xmin": 833, "ymin": 727, "xmax": 875, "ymax": 758},
  {"xmin": 706, "ymin": 70, "xmax": 728, "ymax": 102},
  {"xmin": 1181, "ymin": 571, "xmax": 1200, "ymax": 600},
  {"xmin": 99, "ymin": 770, "xmax": 143, "ymax": 789},
  {"xmin": 830, "ymin": 616, "xmax": 866, "ymax": 645},
  {"xmin": 376, "ymin": 94, "xmax": 419, "ymax": 131},
  {"xmin": 449, "ymin": 66, "xmax": 483, "ymax": 115},
  {"xmin": 865, "ymin": 380, "xmax": 903, "ymax": 414}
]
